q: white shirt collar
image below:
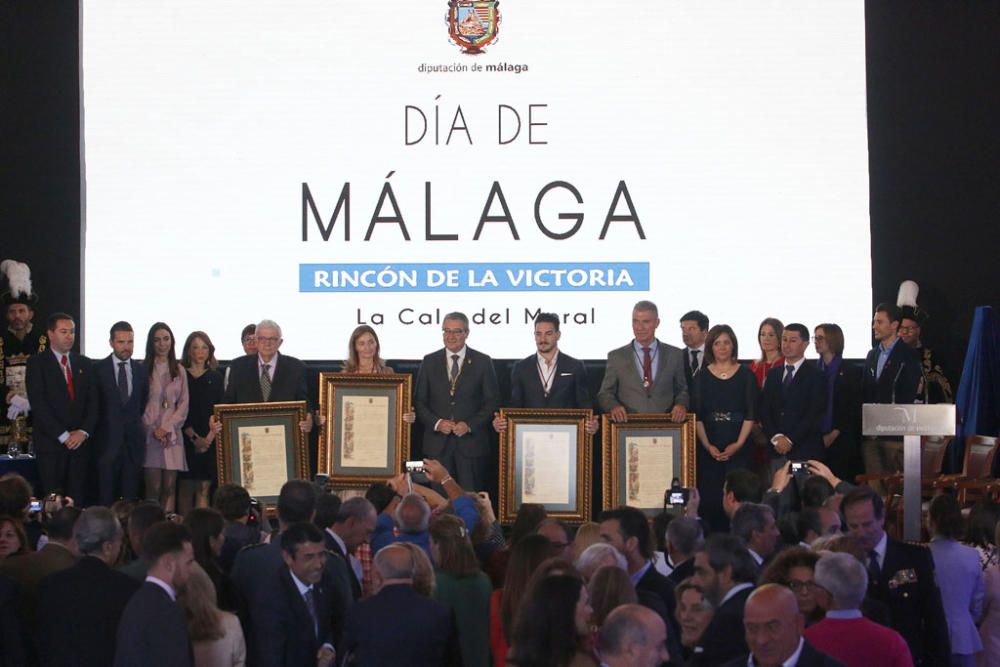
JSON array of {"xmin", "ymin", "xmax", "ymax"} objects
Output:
[
  {"xmin": 786, "ymin": 357, "xmax": 806, "ymax": 372},
  {"xmin": 258, "ymin": 352, "xmax": 279, "ymax": 372},
  {"xmin": 51, "ymin": 348, "xmax": 70, "ymax": 364},
  {"xmin": 145, "ymin": 575, "xmax": 176, "ymax": 601},
  {"xmin": 289, "ymin": 569, "xmax": 313, "ymax": 596},
  {"xmin": 720, "ymin": 581, "xmax": 754, "ymax": 606},
  {"xmin": 748, "ymin": 548, "xmax": 764, "ymax": 565},
  {"xmin": 747, "ymin": 637, "xmax": 804, "ymax": 667},
  {"xmin": 873, "ymin": 530, "xmax": 888, "ymax": 566},
  {"xmin": 536, "ymin": 350, "xmax": 558, "ymax": 368}
]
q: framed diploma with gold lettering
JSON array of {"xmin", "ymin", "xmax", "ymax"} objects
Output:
[
  {"xmin": 498, "ymin": 408, "xmax": 593, "ymax": 525},
  {"xmin": 317, "ymin": 373, "xmax": 412, "ymax": 485},
  {"xmin": 215, "ymin": 401, "xmax": 310, "ymax": 507},
  {"xmin": 602, "ymin": 413, "xmax": 696, "ymax": 515}
]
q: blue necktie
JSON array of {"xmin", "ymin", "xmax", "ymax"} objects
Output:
[{"xmin": 782, "ymin": 364, "xmax": 795, "ymax": 389}]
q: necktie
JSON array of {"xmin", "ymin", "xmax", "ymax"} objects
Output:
[
  {"xmin": 118, "ymin": 361, "xmax": 130, "ymax": 404},
  {"xmin": 867, "ymin": 550, "xmax": 881, "ymax": 584},
  {"xmin": 303, "ymin": 588, "xmax": 319, "ymax": 637},
  {"xmin": 450, "ymin": 354, "xmax": 460, "ymax": 382},
  {"xmin": 690, "ymin": 349, "xmax": 700, "ymax": 375},
  {"xmin": 61, "ymin": 354, "xmax": 75, "ymax": 400},
  {"xmin": 782, "ymin": 364, "xmax": 795, "ymax": 389},
  {"xmin": 642, "ymin": 346, "xmax": 652, "ymax": 386},
  {"xmin": 260, "ymin": 363, "xmax": 272, "ymax": 401}
]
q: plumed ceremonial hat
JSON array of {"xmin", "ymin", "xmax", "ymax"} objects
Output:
[
  {"xmin": 1, "ymin": 259, "xmax": 40, "ymax": 308},
  {"xmin": 896, "ymin": 279, "xmax": 928, "ymax": 324}
]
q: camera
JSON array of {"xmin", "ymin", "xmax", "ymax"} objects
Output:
[
  {"xmin": 665, "ymin": 478, "xmax": 689, "ymax": 506},
  {"xmin": 405, "ymin": 460, "xmax": 429, "ymax": 484},
  {"xmin": 29, "ymin": 498, "xmax": 42, "ymax": 514},
  {"xmin": 790, "ymin": 461, "xmax": 811, "ymax": 474},
  {"xmin": 248, "ymin": 496, "xmax": 262, "ymax": 526}
]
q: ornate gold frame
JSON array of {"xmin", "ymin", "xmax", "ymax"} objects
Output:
[
  {"xmin": 601, "ymin": 413, "xmax": 696, "ymax": 514},
  {"xmin": 317, "ymin": 372, "xmax": 412, "ymax": 485},
  {"xmin": 498, "ymin": 407, "xmax": 593, "ymax": 524}
]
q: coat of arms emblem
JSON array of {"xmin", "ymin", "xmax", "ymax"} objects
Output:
[{"xmin": 447, "ymin": 1, "xmax": 500, "ymax": 54}]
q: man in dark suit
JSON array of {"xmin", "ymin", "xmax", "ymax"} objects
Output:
[
  {"xmin": 0, "ymin": 571, "xmax": 26, "ymax": 667},
  {"xmin": 253, "ymin": 522, "xmax": 336, "ymax": 667},
  {"xmin": 414, "ymin": 311, "xmax": 499, "ymax": 491},
  {"xmin": 37, "ymin": 507, "xmax": 140, "ymax": 667},
  {"xmin": 93, "ymin": 321, "xmax": 149, "ymax": 505},
  {"xmin": 598, "ymin": 506, "xmax": 684, "ymax": 662},
  {"xmin": 680, "ymin": 310, "xmax": 709, "ymax": 394},
  {"xmin": 597, "ymin": 300, "xmax": 689, "ymax": 422},
  {"xmin": 492, "ymin": 311, "xmax": 597, "ymax": 434},
  {"xmin": 841, "ymin": 486, "xmax": 949, "ymax": 665},
  {"xmin": 690, "ymin": 534, "xmax": 758, "ymax": 665},
  {"xmin": 665, "ymin": 516, "xmax": 702, "ymax": 585},
  {"xmin": 341, "ymin": 543, "xmax": 461, "ymax": 666},
  {"xmin": 723, "ymin": 584, "xmax": 844, "ymax": 667},
  {"xmin": 861, "ymin": 303, "xmax": 923, "ymax": 481},
  {"xmin": 25, "ymin": 312, "xmax": 99, "ymax": 500},
  {"xmin": 760, "ymin": 323, "xmax": 827, "ymax": 477},
  {"xmin": 114, "ymin": 521, "xmax": 196, "ymax": 667}
]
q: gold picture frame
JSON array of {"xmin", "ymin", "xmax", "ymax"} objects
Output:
[
  {"xmin": 214, "ymin": 400, "xmax": 310, "ymax": 507},
  {"xmin": 498, "ymin": 408, "xmax": 593, "ymax": 525},
  {"xmin": 317, "ymin": 372, "xmax": 412, "ymax": 486},
  {"xmin": 602, "ymin": 413, "xmax": 696, "ymax": 515}
]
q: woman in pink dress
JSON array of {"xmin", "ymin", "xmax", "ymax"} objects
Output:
[
  {"xmin": 749, "ymin": 318, "xmax": 784, "ymax": 479},
  {"xmin": 142, "ymin": 322, "xmax": 189, "ymax": 513}
]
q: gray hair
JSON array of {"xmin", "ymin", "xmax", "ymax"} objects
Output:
[
  {"xmin": 633, "ymin": 300, "xmax": 658, "ymax": 317},
  {"xmin": 731, "ymin": 502, "xmax": 773, "ymax": 544},
  {"xmin": 374, "ymin": 543, "xmax": 417, "ymax": 580},
  {"xmin": 336, "ymin": 496, "xmax": 376, "ymax": 524},
  {"xmin": 255, "ymin": 319, "xmax": 282, "ymax": 338},
  {"xmin": 814, "ymin": 552, "xmax": 867, "ymax": 610},
  {"xmin": 576, "ymin": 542, "xmax": 627, "ymax": 579},
  {"xmin": 442, "ymin": 312, "xmax": 469, "ymax": 329},
  {"xmin": 666, "ymin": 517, "xmax": 704, "ymax": 557},
  {"xmin": 395, "ymin": 493, "xmax": 430, "ymax": 533},
  {"xmin": 74, "ymin": 507, "xmax": 122, "ymax": 556},
  {"xmin": 598, "ymin": 604, "xmax": 655, "ymax": 657}
]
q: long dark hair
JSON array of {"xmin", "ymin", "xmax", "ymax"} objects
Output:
[
  {"xmin": 182, "ymin": 507, "xmax": 225, "ymax": 579},
  {"xmin": 181, "ymin": 330, "xmax": 219, "ymax": 370},
  {"xmin": 144, "ymin": 322, "xmax": 180, "ymax": 379},
  {"xmin": 506, "ymin": 574, "xmax": 587, "ymax": 667},
  {"xmin": 500, "ymin": 534, "xmax": 555, "ymax": 641},
  {"xmin": 344, "ymin": 325, "xmax": 388, "ymax": 374}
]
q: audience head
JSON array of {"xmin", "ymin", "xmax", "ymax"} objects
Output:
[
  {"xmin": 693, "ymin": 534, "xmax": 758, "ymax": 605},
  {"xmin": 704, "ymin": 324, "xmax": 738, "ymax": 364},
  {"xmin": 723, "ymin": 469, "xmax": 764, "ymax": 517},
  {"xmin": 277, "ymin": 479, "xmax": 318, "ymax": 526},
  {"xmin": 781, "ymin": 323, "xmax": 810, "ymax": 362},
  {"xmin": 572, "ymin": 521, "xmax": 602, "ymax": 559},
  {"xmin": 680, "ymin": 310, "xmax": 710, "ymax": 349},
  {"xmin": 872, "ymin": 303, "xmax": 903, "ymax": 342},
  {"xmin": 333, "ymin": 497, "xmax": 377, "ymax": 550},
  {"xmin": 183, "ymin": 507, "xmax": 225, "ymax": 568},
  {"xmin": 74, "ymin": 506, "xmax": 124, "ymax": 564},
  {"xmin": 743, "ymin": 584, "xmax": 805, "ymax": 667},
  {"xmin": 509, "ymin": 503, "xmax": 548, "ymax": 546},
  {"xmin": 666, "ymin": 516, "xmax": 704, "ymax": 561},
  {"xmin": 814, "ymin": 552, "xmax": 867, "ymax": 612},
  {"xmin": 757, "ymin": 318, "xmax": 784, "ymax": 361},
  {"xmin": 598, "ymin": 604, "xmax": 670, "ymax": 667},
  {"xmin": 178, "ymin": 563, "xmax": 224, "ymax": 642},
  {"xmin": 588, "ymin": 564, "xmax": 638, "ymax": 626},
  {"xmin": 758, "ymin": 547, "xmax": 825, "ymax": 621},
  {"xmin": 536, "ymin": 518, "xmax": 572, "ymax": 560},
  {"xmin": 395, "ymin": 493, "xmax": 431, "ymax": 534},
  {"xmin": 374, "ymin": 543, "xmax": 419, "ymax": 589},
  {"xmin": 731, "ymin": 503, "xmax": 779, "ymax": 559},
  {"xmin": 507, "ymin": 574, "xmax": 592, "ymax": 667},
  {"xmin": 108, "ymin": 321, "xmax": 135, "ymax": 361},
  {"xmin": 181, "ymin": 330, "xmax": 218, "ymax": 370},
  {"xmin": 428, "ymin": 513, "xmax": 479, "ymax": 577},
  {"xmin": 840, "ymin": 486, "xmax": 886, "ymax": 553},
  {"xmin": 576, "ymin": 542, "xmax": 627, "ymax": 582},
  {"xmin": 598, "ymin": 505, "xmax": 654, "ymax": 567},
  {"xmin": 46, "ymin": 505, "xmax": 82, "ymax": 550},
  {"xmin": 795, "ymin": 508, "xmax": 824, "ymax": 545},
  {"xmin": 818, "ymin": 506, "xmax": 842, "ymax": 537},
  {"xmin": 811, "ymin": 533, "xmax": 866, "ymax": 561},
  {"xmin": 632, "ymin": 300, "xmax": 660, "ymax": 346},
  {"xmin": 651, "ymin": 511, "xmax": 671, "ymax": 554},
  {"xmin": 928, "ymin": 493, "xmax": 964, "ymax": 539},
  {"xmin": 214, "ymin": 483, "xmax": 252, "ymax": 522},
  {"xmin": 46, "ymin": 312, "xmax": 76, "ymax": 354},
  {"xmin": 397, "ymin": 542, "xmax": 435, "ymax": 597},
  {"xmin": 364, "ymin": 481, "xmax": 397, "ymax": 514},
  {"xmin": 675, "ymin": 578, "xmax": 714, "ymax": 649},
  {"xmin": 281, "ymin": 522, "xmax": 327, "ymax": 585},
  {"xmin": 0, "ymin": 472, "xmax": 32, "ymax": 518},
  {"xmin": 240, "ymin": 323, "xmax": 257, "ymax": 355},
  {"xmin": 127, "ymin": 502, "xmax": 166, "ymax": 555},
  {"xmin": 967, "ymin": 499, "xmax": 1000, "ymax": 549},
  {"xmin": 313, "ymin": 492, "xmax": 343, "ymax": 531},
  {"xmin": 142, "ymin": 521, "xmax": 195, "ymax": 588},
  {"xmin": 814, "ymin": 323, "xmax": 845, "ymax": 358},
  {"xmin": 800, "ymin": 475, "xmax": 836, "ymax": 509},
  {"xmin": 501, "ymin": 533, "xmax": 558, "ymax": 639},
  {"xmin": 0, "ymin": 515, "xmax": 27, "ymax": 560}
]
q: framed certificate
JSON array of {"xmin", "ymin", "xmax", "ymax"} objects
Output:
[
  {"xmin": 317, "ymin": 372, "xmax": 412, "ymax": 485},
  {"xmin": 602, "ymin": 413, "xmax": 696, "ymax": 515},
  {"xmin": 214, "ymin": 401, "xmax": 310, "ymax": 507},
  {"xmin": 498, "ymin": 408, "xmax": 593, "ymax": 525}
]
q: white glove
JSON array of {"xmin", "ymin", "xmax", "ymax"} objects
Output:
[{"xmin": 7, "ymin": 395, "xmax": 30, "ymax": 420}]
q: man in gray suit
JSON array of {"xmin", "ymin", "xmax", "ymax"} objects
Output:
[{"xmin": 598, "ymin": 300, "xmax": 689, "ymax": 422}]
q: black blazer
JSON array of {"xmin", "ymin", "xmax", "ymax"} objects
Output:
[
  {"xmin": 37, "ymin": 556, "xmax": 140, "ymax": 667},
  {"xmin": 341, "ymin": 583, "xmax": 461, "ymax": 667},
  {"xmin": 230, "ymin": 536, "xmax": 285, "ymax": 607},
  {"xmin": 325, "ymin": 531, "xmax": 362, "ymax": 601},
  {"xmin": 25, "ymin": 351, "xmax": 99, "ymax": 454},
  {"xmin": 863, "ymin": 341, "xmax": 922, "ymax": 404},
  {"xmin": 93, "ymin": 355, "xmax": 149, "ymax": 460},
  {"xmin": 868, "ymin": 538, "xmax": 950, "ymax": 666},
  {"xmin": 414, "ymin": 348, "xmax": 499, "ymax": 458},
  {"xmin": 722, "ymin": 640, "xmax": 846, "ymax": 667},
  {"xmin": 113, "ymin": 581, "xmax": 193, "ymax": 667},
  {"xmin": 253, "ymin": 567, "xmax": 335, "ymax": 667},
  {"xmin": 760, "ymin": 361, "xmax": 827, "ymax": 462},
  {"xmin": 508, "ymin": 351, "xmax": 591, "ymax": 409},
  {"xmin": 666, "ymin": 557, "xmax": 695, "ymax": 586},
  {"xmin": 691, "ymin": 585, "xmax": 753, "ymax": 666},
  {"xmin": 223, "ymin": 353, "xmax": 310, "ymax": 406},
  {"xmin": 0, "ymin": 572, "xmax": 26, "ymax": 667},
  {"xmin": 682, "ymin": 348, "xmax": 704, "ymax": 395},
  {"xmin": 635, "ymin": 565, "xmax": 684, "ymax": 663}
]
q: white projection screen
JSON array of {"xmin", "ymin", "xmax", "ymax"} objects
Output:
[{"xmin": 81, "ymin": 1, "xmax": 871, "ymax": 361}]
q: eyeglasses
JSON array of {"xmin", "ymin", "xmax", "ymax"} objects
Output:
[
  {"xmin": 257, "ymin": 336, "xmax": 280, "ymax": 344},
  {"xmin": 786, "ymin": 579, "xmax": 820, "ymax": 593},
  {"xmin": 442, "ymin": 328, "xmax": 467, "ymax": 335}
]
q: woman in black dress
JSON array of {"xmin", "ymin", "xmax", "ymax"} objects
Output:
[
  {"xmin": 178, "ymin": 331, "xmax": 224, "ymax": 516},
  {"xmin": 694, "ymin": 324, "xmax": 758, "ymax": 533}
]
